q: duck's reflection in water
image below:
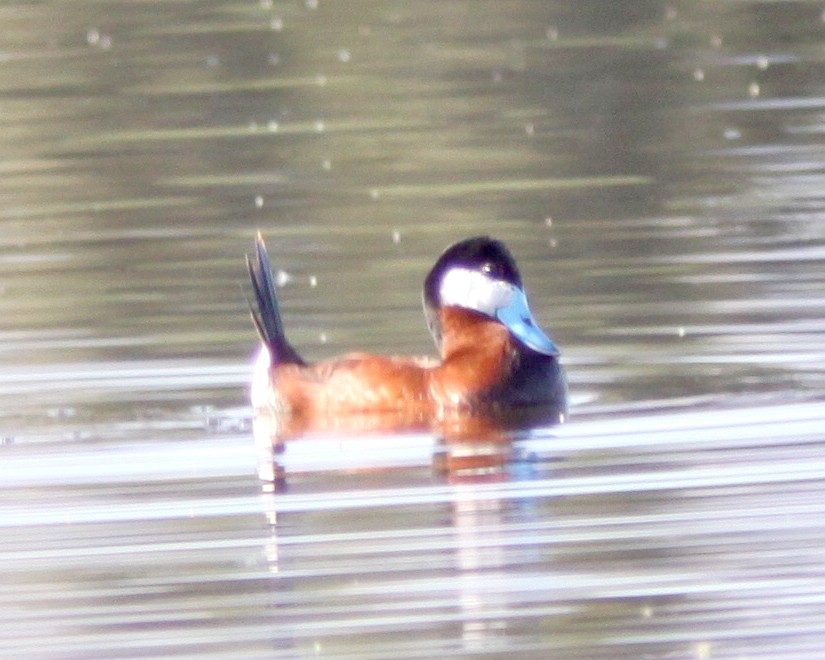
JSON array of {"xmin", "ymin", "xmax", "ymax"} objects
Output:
[
  {"xmin": 254, "ymin": 403, "xmax": 563, "ymax": 486},
  {"xmin": 255, "ymin": 406, "xmax": 562, "ymax": 654}
]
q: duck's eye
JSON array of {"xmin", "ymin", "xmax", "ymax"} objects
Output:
[{"xmin": 481, "ymin": 262, "xmax": 493, "ymax": 274}]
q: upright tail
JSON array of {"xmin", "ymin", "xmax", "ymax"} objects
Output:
[{"xmin": 246, "ymin": 232, "xmax": 305, "ymax": 366}]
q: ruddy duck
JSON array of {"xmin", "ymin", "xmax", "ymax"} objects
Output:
[{"xmin": 247, "ymin": 234, "xmax": 567, "ymax": 427}]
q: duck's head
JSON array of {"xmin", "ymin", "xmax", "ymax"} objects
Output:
[{"xmin": 423, "ymin": 236, "xmax": 559, "ymax": 357}]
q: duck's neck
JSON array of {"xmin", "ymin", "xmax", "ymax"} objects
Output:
[
  {"xmin": 430, "ymin": 308, "xmax": 517, "ymax": 404},
  {"xmin": 438, "ymin": 307, "xmax": 512, "ymax": 362}
]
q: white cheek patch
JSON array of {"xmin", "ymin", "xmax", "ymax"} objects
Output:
[{"xmin": 439, "ymin": 267, "xmax": 515, "ymax": 317}]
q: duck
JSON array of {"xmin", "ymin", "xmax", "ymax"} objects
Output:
[{"xmin": 247, "ymin": 234, "xmax": 567, "ymax": 429}]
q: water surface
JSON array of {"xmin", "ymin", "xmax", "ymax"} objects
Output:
[{"xmin": 2, "ymin": 1, "xmax": 825, "ymax": 657}]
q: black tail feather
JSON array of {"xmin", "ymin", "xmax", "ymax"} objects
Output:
[{"xmin": 246, "ymin": 232, "xmax": 305, "ymax": 366}]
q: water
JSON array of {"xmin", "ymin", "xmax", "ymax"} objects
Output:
[{"xmin": 2, "ymin": 1, "xmax": 825, "ymax": 657}]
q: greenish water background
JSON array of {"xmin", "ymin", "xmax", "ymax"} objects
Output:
[{"xmin": 2, "ymin": 1, "xmax": 825, "ymax": 657}]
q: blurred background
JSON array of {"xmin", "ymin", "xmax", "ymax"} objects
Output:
[{"xmin": 2, "ymin": 1, "xmax": 825, "ymax": 657}]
